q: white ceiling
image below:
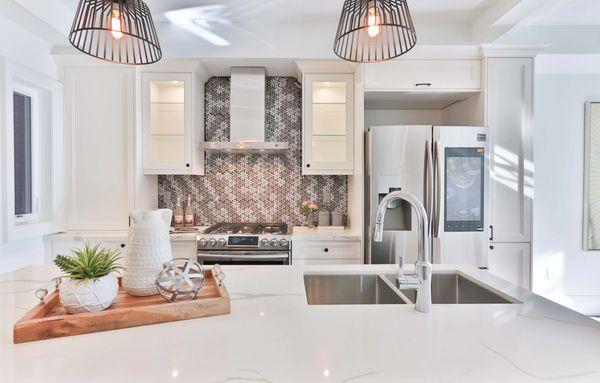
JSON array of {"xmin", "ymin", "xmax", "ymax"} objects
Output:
[
  {"xmin": 8, "ymin": 0, "xmax": 600, "ymax": 58},
  {"xmin": 48, "ymin": 0, "xmax": 506, "ymax": 59},
  {"xmin": 522, "ymin": 0, "xmax": 600, "ymax": 26}
]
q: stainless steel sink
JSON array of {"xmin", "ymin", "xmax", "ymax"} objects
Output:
[
  {"xmin": 304, "ymin": 274, "xmax": 407, "ymax": 305},
  {"xmin": 385, "ymin": 272, "xmax": 518, "ymax": 304},
  {"xmin": 304, "ymin": 272, "xmax": 519, "ymax": 306}
]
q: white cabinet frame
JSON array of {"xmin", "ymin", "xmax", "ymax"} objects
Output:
[
  {"xmin": 141, "ymin": 72, "xmax": 197, "ymax": 174},
  {"xmin": 302, "ymin": 73, "xmax": 354, "ymax": 175},
  {"xmin": 486, "ymin": 58, "xmax": 533, "ymax": 243}
]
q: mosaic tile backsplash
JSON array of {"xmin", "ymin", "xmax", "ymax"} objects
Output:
[{"xmin": 158, "ymin": 77, "xmax": 348, "ymax": 226}]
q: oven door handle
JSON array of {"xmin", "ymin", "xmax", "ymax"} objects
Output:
[{"xmin": 197, "ymin": 252, "xmax": 290, "ymax": 261}]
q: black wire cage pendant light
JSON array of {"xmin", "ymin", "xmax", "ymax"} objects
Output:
[
  {"xmin": 69, "ymin": 0, "xmax": 162, "ymax": 65},
  {"xmin": 334, "ymin": 0, "xmax": 417, "ymax": 63}
]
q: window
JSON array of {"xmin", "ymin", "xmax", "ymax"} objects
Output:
[
  {"xmin": 12, "ymin": 85, "xmax": 39, "ymax": 223},
  {"xmin": 2, "ymin": 62, "xmax": 62, "ymax": 242},
  {"xmin": 13, "ymin": 92, "xmax": 33, "ymax": 217}
]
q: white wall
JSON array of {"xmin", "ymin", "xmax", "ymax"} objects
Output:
[
  {"xmin": 0, "ymin": 13, "xmax": 56, "ymax": 79},
  {"xmin": 0, "ymin": 14, "xmax": 58, "ymax": 273},
  {"xmin": 533, "ymin": 54, "xmax": 600, "ymax": 315}
]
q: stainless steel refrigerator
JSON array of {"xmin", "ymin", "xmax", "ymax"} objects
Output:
[{"xmin": 365, "ymin": 125, "xmax": 490, "ymax": 267}]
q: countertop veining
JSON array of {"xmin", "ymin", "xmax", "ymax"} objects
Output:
[{"xmin": 2, "ymin": 264, "xmax": 600, "ymax": 382}]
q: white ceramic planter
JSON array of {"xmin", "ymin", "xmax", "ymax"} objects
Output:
[
  {"xmin": 122, "ymin": 209, "xmax": 173, "ymax": 296},
  {"xmin": 59, "ymin": 274, "xmax": 119, "ymax": 314}
]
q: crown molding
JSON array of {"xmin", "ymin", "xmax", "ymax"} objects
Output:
[{"xmin": 480, "ymin": 44, "xmax": 550, "ymax": 58}]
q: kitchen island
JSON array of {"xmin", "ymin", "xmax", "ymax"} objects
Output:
[{"xmin": 1, "ymin": 264, "xmax": 600, "ymax": 383}]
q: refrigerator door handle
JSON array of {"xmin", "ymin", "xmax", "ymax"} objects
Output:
[
  {"xmin": 433, "ymin": 141, "xmax": 443, "ymax": 238},
  {"xmin": 423, "ymin": 140, "xmax": 433, "ymax": 232}
]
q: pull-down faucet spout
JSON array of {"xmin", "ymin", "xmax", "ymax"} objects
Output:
[{"xmin": 373, "ymin": 191, "xmax": 432, "ymax": 313}]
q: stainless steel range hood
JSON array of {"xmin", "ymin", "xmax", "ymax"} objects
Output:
[{"xmin": 201, "ymin": 67, "xmax": 289, "ymax": 154}]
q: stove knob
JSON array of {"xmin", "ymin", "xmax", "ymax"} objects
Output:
[
  {"xmin": 260, "ymin": 238, "xmax": 270, "ymax": 247},
  {"xmin": 198, "ymin": 238, "xmax": 208, "ymax": 247},
  {"xmin": 279, "ymin": 239, "xmax": 289, "ymax": 247},
  {"xmin": 270, "ymin": 238, "xmax": 279, "ymax": 247},
  {"xmin": 218, "ymin": 238, "xmax": 227, "ymax": 247},
  {"xmin": 208, "ymin": 238, "xmax": 217, "ymax": 247}
]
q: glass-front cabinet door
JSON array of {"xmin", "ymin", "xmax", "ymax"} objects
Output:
[
  {"xmin": 142, "ymin": 72, "xmax": 194, "ymax": 174},
  {"xmin": 303, "ymin": 74, "xmax": 354, "ymax": 175}
]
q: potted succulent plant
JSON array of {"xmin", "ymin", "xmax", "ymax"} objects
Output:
[{"xmin": 53, "ymin": 243, "xmax": 122, "ymax": 314}]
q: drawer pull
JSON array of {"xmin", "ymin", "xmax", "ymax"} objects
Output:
[
  {"xmin": 120, "ymin": 244, "xmax": 126, "ymax": 248},
  {"xmin": 415, "ymin": 83, "xmax": 432, "ymax": 87},
  {"xmin": 324, "ymin": 248, "xmax": 329, "ymax": 253}
]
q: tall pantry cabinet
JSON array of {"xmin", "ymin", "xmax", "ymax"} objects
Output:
[
  {"xmin": 484, "ymin": 50, "xmax": 538, "ymax": 290},
  {"xmin": 62, "ymin": 66, "xmax": 138, "ymax": 230}
]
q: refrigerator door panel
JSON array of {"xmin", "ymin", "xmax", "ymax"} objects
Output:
[
  {"xmin": 366, "ymin": 125, "xmax": 432, "ymax": 265},
  {"xmin": 433, "ymin": 126, "xmax": 490, "ymax": 267}
]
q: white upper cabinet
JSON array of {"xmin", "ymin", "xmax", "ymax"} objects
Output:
[
  {"xmin": 64, "ymin": 67, "xmax": 135, "ymax": 230},
  {"xmin": 303, "ymin": 73, "xmax": 354, "ymax": 175},
  {"xmin": 486, "ymin": 58, "xmax": 533, "ymax": 243},
  {"xmin": 364, "ymin": 60, "xmax": 482, "ymax": 92},
  {"xmin": 142, "ymin": 72, "xmax": 202, "ymax": 175}
]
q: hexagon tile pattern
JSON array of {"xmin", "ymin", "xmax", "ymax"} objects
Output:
[{"xmin": 158, "ymin": 77, "xmax": 348, "ymax": 226}]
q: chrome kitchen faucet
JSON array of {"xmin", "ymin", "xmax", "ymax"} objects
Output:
[{"xmin": 373, "ymin": 191, "xmax": 432, "ymax": 313}]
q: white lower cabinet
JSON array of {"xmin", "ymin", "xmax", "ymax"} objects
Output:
[
  {"xmin": 171, "ymin": 241, "xmax": 197, "ymax": 259},
  {"xmin": 45, "ymin": 236, "xmax": 197, "ymax": 264},
  {"xmin": 293, "ymin": 258, "xmax": 361, "ymax": 266},
  {"xmin": 489, "ymin": 242, "xmax": 531, "ymax": 290},
  {"xmin": 292, "ymin": 240, "xmax": 361, "ymax": 265}
]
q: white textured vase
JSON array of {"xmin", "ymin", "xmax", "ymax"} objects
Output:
[
  {"xmin": 122, "ymin": 209, "xmax": 173, "ymax": 296},
  {"xmin": 59, "ymin": 275, "xmax": 119, "ymax": 314}
]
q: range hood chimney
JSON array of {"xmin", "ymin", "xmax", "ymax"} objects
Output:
[{"xmin": 201, "ymin": 67, "xmax": 289, "ymax": 154}]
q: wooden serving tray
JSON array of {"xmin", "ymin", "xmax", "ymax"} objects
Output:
[{"xmin": 14, "ymin": 269, "xmax": 230, "ymax": 344}]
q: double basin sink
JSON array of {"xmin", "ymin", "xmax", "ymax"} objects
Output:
[{"xmin": 304, "ymin": 272, "xmax": 519, "ymax": 305}]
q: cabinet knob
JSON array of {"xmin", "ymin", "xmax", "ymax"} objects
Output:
[
  {"xmin": 186, "ymin": 163, "xmax": 191, "ymax": 168},
  {"xmin": 120, "ymin": 244, "xmax": 126, "ymax": 248},
  {"xmin": 324, "ymin": 248, "xmax": 329, "ymax": 253},
  {"xmin": 489, "ymin": 245, "xmax": 494, "ymax": 250},
  {"xmin": 306, "ymin": 164, "xmax": 311, "ymax": 168}
]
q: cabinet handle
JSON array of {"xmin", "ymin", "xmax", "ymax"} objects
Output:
[
  {"xmin": 324, "ymin": 248, "xmax": 329, "ymax": 253},
  {"xmin": 186, "ymin": 163, "xmax": 191, "ymax": 168},
  {"xmin": 415, "ymin": 83, "xmax": 432, "ymax": 87},
  {"xmin": 306, "ymin": 164, "xmax": 311, "ymax": 168},
  {"xmin": 489, "ymin": 225, "xmax": 494, "ymax": 241},
  {"xmin": 120, "ymin": 244, "xmax": 126, "ymax": 248}
]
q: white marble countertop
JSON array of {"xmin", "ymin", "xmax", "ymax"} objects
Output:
[
  {"xmin": 291, "ymin": 226, "xmax": 361, "ymax": 241},
  {"xmin": 2, "ymin": 264, "xmax": 600, "ymax": 383},
  {"xmin": 44, "ymin": 228, "xmax": 208, "ymax": 243},
  {"xmin": 46, "ymin": 227, "xmax": 363, "ymax": 243}
]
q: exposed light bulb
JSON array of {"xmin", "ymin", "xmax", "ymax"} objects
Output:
[
  {"xmin": 111, "ymin": 8, "xmax": 123, "ymax": 40},
  {"xmin": 367, "ymin": 6, "xmax": 381, "ymax": 38}
]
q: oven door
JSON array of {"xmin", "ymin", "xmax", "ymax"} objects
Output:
[{"xmin": 197, "ymin": 251, "xmax": 290, "ymax": 265}]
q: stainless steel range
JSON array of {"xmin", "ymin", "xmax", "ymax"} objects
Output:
[{"xmin": 197, "ymin": 223, "xmax": 291, "ymax": 265}]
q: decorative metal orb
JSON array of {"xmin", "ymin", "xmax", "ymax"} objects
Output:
[{"xmin": 155, "ymin": 258, "xmax": 205, "ymax": 303}]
